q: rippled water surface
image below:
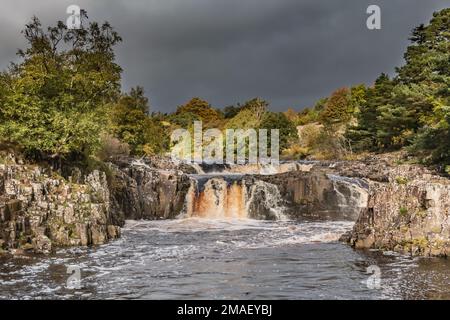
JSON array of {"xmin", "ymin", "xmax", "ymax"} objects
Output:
[{"xmin": 1, "ymin": 219, "xmax": 449, "ymax": 299}]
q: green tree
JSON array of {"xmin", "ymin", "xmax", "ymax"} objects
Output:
[
  {"xmin": 346, "ymin": 74, "xmax": 394, "ymax": 151},
  {"xmin": 167, "ymin": 112, "xmax": 200, "ymax": 129},
  {"xmin": 223, "ymin": 105, "xmax": 244, "ymax": 119},
  {"xmin": 349, "ymin": 84, "xmax": 367, "ymax": 115},
  {"xmin": 0, "ymin": 15, "xmax": 122, "ymax": 166},
  {"xmin": 404, "ymin": 9, "xmax": 450, "ymax": 163},
  {"xmin": 109, "ymin": 87, "xmax": 168, "ymax": 155},
  {"xmin": 260, "ymin": 112, "xmax": 297, "ymax": 151},
  {"xmin": 283, "ymin": 108, "xmax": 299, "ymax": 123},
  {"xmin": 225, "ymin": 98, "xmax": 268, "ymax": 129},
  {"xmin": 296, "ymin": 98, "xmax": 327, "ymax": 125}
]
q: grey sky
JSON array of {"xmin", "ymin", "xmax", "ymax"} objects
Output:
[{"xmin": 0, "ymin": 0, "xmax": 448, "ymax": 112}]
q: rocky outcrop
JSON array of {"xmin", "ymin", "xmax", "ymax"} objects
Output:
[
  {"xmin": 0, "ymin": 163, "xmax": 121, "ymax": 254},
  {"xmin": 255, "ymin": 171, "xmax": 368, "ymax": 221},
  {"xmin": 2, "ymin": 151, "xmax": 449, "ymax": 258},
  {"xmin": 213, "ymin": 156, "xmax": 450, "ymax": 257},
  {"xmin": 108, "ymin": 158, "xmax": 191, "ymax": 220},
  {"xmin": 0, "ymin": 156, "xmax": 193, "ymax": 254},
  {"xmin": 182, "ymin": 171, "xmax": 368, "ymax": 221},
  {"xmin": 341, "ymin": 165, "xmax": 450, "ymax": 257}
]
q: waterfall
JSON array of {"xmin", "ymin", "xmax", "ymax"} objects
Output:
[
  {"xmin": 190, "ymin": 163, "xmax": 205, "ymax": 174},
  {"xmin": 327, "ymin": 174, "xmax": 369, "ymax": 219},
  {"xmin": 182, "ymin": 175, "xmax": 287, "ymax": 220},
  {"xmin": 245, "ymin": 180, "xmax": 287, "ymax": 220},
  {"xmin": 183, "ymin": 177, "xmax": 247, "ymax": 219}
]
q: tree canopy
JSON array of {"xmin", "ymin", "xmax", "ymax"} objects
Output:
[{"xmin": 0, "ymin": 15, "xmax": 122, "ymax": 162}]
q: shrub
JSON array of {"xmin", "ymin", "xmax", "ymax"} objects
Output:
[{"xmin": 97, "ymin": 134, "xmax": 130, "ymax": 161}]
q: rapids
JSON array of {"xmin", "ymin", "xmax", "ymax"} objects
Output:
[{"xmin": 1, "ymin": 218, "xmax": 449, "ymax": 299}]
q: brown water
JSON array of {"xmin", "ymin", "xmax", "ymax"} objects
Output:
[
  {"xmin": 1, "ymin": 218, "xmax": 449, "ymax": 300},
  {"xmin": 186, "ymin": 180, "xmax": 247, "ymax": 219}
]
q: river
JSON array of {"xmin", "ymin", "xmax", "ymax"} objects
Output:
[{"xmin": 1, "ymin": 218, "xmax": 449, "ymax": 299}]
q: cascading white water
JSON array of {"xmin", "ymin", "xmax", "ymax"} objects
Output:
[
  {"xmin": 184, "ymin": 178, "xmax": 248, "ymax": 219},
  {"xmin": 183, "ymin": 176, "xmax": 287, "ymax": 220},
  {"xmin": 245, "ymin": 180, "xmax": 287, "ymax": 220},
  {"xmin": 189, "ymin": 163, "xmax": 205, "ymax": 174},
  {"xmin": 327, "ymin": 174, "xmax": 369, "ymax": 217}
]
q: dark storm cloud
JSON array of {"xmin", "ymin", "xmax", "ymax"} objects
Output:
[{"xmin": 0, "ymin": 0, "xmax": 448, "ymax": 112}]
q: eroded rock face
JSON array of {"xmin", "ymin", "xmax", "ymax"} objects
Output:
[
  {"xmin": 0, "ymin": 156, "xmax": 193, "ymax": 254},
  {"xmin": 341, "ymin": 165, "xmax": 450, "ymax": 257},
  {"xmin": 108, "ymin": 159, "xmax": 191, "ymax": 220},
  {"xmin": 0, "ymin": 164, "xmax": 121, "ymax": 254}
]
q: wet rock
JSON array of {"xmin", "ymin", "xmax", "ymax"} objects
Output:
[
  {"xmin": 255, "ymin": 171, "xmax": 368, "ymax": 221},
  {"xmin": 244, "ymin": 179, "xmax": 287, "ymax": 220},
  {"xmin": 32, "ymin": 233, "xmax": 52, "ymax": 254}
]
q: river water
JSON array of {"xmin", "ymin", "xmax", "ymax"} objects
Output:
[{"xmin": 1, "ymin": 218, "xmax": 449, "ymax": 300}]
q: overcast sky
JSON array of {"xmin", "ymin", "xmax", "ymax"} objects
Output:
[{"xmin": 0, "ymin": 0, "xmax": 448, "ymax": 112}]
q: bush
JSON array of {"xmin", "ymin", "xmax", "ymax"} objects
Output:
[
  {"xmin": 297, "ymin": 123, "xmax": 323, "ymax": 149},
  {"xmin": 97, "ymin": 134, "xmax": 130, "ymax": 161}
]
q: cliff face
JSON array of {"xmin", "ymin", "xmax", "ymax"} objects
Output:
[
  {"xmin": 0, "ymin": 157, "xmax": 192, "ymax": 254},
  {"xmin": 0, "ymin": 163, "xmax": 120, "ymax": 254},
  {"xmin": 109, "ymin": 159, "xmax": 191, "ymax": 220},
  {"xmin": 341, "ymin": 165, "xmax": 450, "ymax": 257}
]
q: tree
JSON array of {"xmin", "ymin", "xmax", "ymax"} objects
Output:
[
  {"xmin": 109, "ymin": 87, "xmax": 168, "ymax": 155},
  {"xmin": 242, "ymin": 98, "xmax": 268, "ymax": 123},
  {"xmin": 397, "ymin": 9, "xmax": 450, "ymax": 85},
  {"xmin": 346, "ymin": 8, "xmax": 450, "ymax": 160},
  {"xmin": 380, "ymin": 9, "xmax": 449, "ymax": 154},
  {"xmin": 346, "ymin": 74, "xmax": 393, "ymax": 151},
  {"xmin": 376, "ymin": 83, "xmax": 433, "ymax": 149},
  {"xmin": 260, "ymin": 112, "xmax": 297, "ymax": 151},
  {"xmin": 349, "ymin": 84, "xmax": 367, "ymax": 115},
  {"xmin": 0, "ymin": 15, "xmax": 122, "ymax": 166},
  {"xmin": 167, "ymin": 112, "xmax": 200, "ymax": 129},
  {"xmin": 319, "ymin": 88, "xmax": 352, "ymax": 125},
  {"xmin": 403, "ymin": 9, "xmax": 450, "ymax": 163},
  {"xmin": 283, "ymin": 108, "xmax": 299, "ymax": 123},
  {"xmin": 223, "ymin": 105, "xmax": 244, "ymax": 119},
  {"xmin": 175, "ymin": 97, "xmax": 222, "ymax": 125},
  {"xmin": 225, "ymin": 98, "xmax": 269, "ymax": 130},
  {"xmin": 296, "ymin": 98, "xmax": 326, "ymax": 125}
]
